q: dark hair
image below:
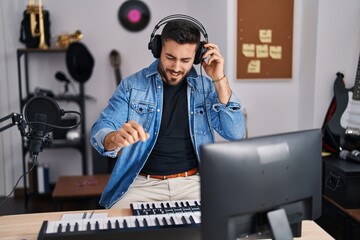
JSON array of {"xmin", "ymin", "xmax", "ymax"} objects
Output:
[{"xmin": 161, "ymin": 19, "xmax": 200, "ymax": 46}]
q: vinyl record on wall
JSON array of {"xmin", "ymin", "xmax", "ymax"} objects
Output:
[{"xmin": 118, "ymin": 0, "xmax": 150, "ymax": 32}]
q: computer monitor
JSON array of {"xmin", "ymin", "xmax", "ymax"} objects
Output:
[{"xmin": 200, "ymin": 129, "xmax": 322, "ymax": 240}]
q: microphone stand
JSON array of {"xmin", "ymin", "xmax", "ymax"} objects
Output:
[
  {"xmin": 0, "ymin": 112, "xmax": 30, "ymax": 211},
  {"xmin": 0, "ymin": 112, "xmax": 26, "ymax": 135}
]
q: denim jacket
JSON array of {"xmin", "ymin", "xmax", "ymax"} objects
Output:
[{"xmin": 91, "ymin": 59, "xmax": 246, "ymax": 208}]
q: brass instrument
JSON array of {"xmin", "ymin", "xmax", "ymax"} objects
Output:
[
  {"xmin": 26, "ymin": 0, "xmax": 40, "ymax": 37},
  {"xmin": 38, "ymin": 0, "xmax": 48, "ymax": 49},
  {"xmin": 56, "ymin": 30, "xmax": 83, "ymax": 49}
]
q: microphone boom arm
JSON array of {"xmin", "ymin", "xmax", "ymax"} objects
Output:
[{"xmin": 0, "ymin": 112, "xmax": 26, "ymax": 136}]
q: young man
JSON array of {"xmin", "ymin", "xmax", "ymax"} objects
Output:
[{"xmin": 91, "ymin": 16, "xmax": 246, "ymax": 209}]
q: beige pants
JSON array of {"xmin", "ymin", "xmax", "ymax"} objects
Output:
[{"xmin": 110, "ymin": 173, "xmax": 200, "ymax": 209}]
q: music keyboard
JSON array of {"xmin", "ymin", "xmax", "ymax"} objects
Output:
[
  {"xmin": 37, "ymin": 200, "xmax": 202, "ymax": 240},
  {"xmin": 131, "ymin": 199, "xmax": 201, "ymax": 215}
]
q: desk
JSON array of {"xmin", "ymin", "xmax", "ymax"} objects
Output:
[
  {"xmin": 0, "ymin": 209, "xmax": 334, "ymax": 240},
  {"xmin": 318, "ymin": 195, "xmax": 360, "ymax": 239},
  {"xmin": 52, "ymin": 174, "xmax": 110, "ymax": 210},
  {"xmin": 324, "ymin": 195, "xmax": 360, "ymax": 223},
  {"xmin": 52, "ymin": 174, "xmax": 110, "ymax": 198}
]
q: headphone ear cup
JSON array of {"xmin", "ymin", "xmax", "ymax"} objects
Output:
[
  {"xmin": 150, "ymin": 35, "xmax": 162, "ymax": 58},
  {"xmin": 194, "ymin": 41, "xmax": 206, "ymax": 65}
]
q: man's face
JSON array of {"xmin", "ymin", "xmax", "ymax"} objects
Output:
[{"xmin": 159, "ymin": 39, "xmax": 197, "ymax": 86}]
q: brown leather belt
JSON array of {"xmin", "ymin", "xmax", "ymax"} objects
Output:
[{"xmin": 139, "ymin": 168, "xmax": 198, "ymax": 180}]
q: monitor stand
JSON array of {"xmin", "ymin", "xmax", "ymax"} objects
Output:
[
  {"xmin": 228, "ymin": 208, "xmax": 300, "ymax": 239},
  {"xmin": 267, "ymin": 208, "xmax": 293, "ymax": 240}
]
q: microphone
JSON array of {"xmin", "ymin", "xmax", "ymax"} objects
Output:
[
  {"xmin": 55, "ymin": 71, "xmax": 71, "ymax": 93},
  {"xmin": 339, "ymin": 149, "xmax": 350, "ymax": 160},
  {"xmin": 23, "ymin": 95, "xmax": 83, "ymax": 156},
  {"xmin": 24, "ymin": 96, "xmax": 64, "ymax": 156},
  {"xmin": 339, "ymin": 149, "xmax": 360, "ymax": 163},
  {"xmin": 28, "ymin": 113, "xmax": 47, "ymax": 156},
  {"xmin": 55, "ymin": 71, "xmax": 70, "ymax": 83}
]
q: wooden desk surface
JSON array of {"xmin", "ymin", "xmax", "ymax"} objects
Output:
[
  {"xmin": 323, "ymin": 195, "xmax": 360, "ymax": 222},
  {"xmin": 0, "ymin": 209, "xmax": 130, "ymax": 240},
  {"xmin": 52, "ymin": 174, "xmax": 110, "ymax": 198},
  {"xmin": 0, "ymin": 209, "xmax": 334, "ymax": 240}
]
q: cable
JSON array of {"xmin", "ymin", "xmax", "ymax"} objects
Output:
[
  {"xmin": 0, "ymin": 155, "xmax": 38, "ymax": 209},
  {"xmin": 27, "ymin": 110, "xmax": 83, "ymax": 130},
  {"xmin": 199, "ymin": 64, "xmax": 213, "ymax": 133}
]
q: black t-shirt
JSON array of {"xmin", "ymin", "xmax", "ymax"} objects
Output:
[{"xmin": 141, "ymin": 80, "xmax": 198, "ymax": 175}]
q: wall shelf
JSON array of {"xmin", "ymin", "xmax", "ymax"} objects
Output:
[{"xmin": 16, "ymin": 48, "xmax": 88, "ymax": 211}]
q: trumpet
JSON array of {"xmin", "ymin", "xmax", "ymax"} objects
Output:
[
  {"xmin": 56, "ymin": 30, "xmax": 83, "ymax": 49},
  {"xmin": 38, "ymin": 0, "xmax": 48, "ymax": 49},
  {"xmin": 26, "ymin": 0, "xmax": 40, "ymax": 37}
]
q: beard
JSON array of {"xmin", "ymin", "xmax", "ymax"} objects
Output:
[{"xmin": 158, "ymin": 62, "xmax": 189, "ymax": 86}]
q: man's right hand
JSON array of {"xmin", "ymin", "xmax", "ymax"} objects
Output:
[{"xmin": 103, "ymin": 120, "xmax": 150, "ymax": 151}]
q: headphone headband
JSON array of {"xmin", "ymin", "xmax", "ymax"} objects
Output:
[
  {"xmin": 148, "ymin": 14, "xmax": 208, "ymax": 64},
  {"xmin": 149, "ymin": 14, "xmax": 208, "ymax": 43}
]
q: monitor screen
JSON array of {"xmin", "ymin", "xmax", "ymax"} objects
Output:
[{"xmin": 200, "ymin": 129, "xmax": 322, "ymax": 240}]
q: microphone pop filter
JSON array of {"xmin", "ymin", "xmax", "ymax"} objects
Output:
[{"xmin": 24, "ymin": 96, "xmax": 63, "ymax": 133}]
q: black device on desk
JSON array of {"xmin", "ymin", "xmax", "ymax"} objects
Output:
[
  {"xmin": 200, "ymin": 129, "xmax": 322, "ymax": 240},
  {"xmin": 324, "ymin": 153, "xmax": 360, "ymax": 209}
]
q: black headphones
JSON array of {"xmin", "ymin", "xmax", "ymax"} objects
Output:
[{"xmin": 148, "ymin": 14, "xmax": 208, "ymax": 65}]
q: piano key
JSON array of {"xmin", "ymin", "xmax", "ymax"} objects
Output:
[
  {"xmin": 154, "ymin": 202, "xmax": 162, "ymax": 209},
  {"xmin": 154, "ymin": 216, "xmax": 161, "ymax": 226},
  {"xmin": 45, "ymin": 221, "xmax": 55, "ymax": 234},
  {"xmin": 192, "ymin": 213, "xmax": 201, "ymax": 224},
  {"xmin": 144, "ymin": 216, "xmax": 152, "ymax": 227},
  {"xmin": 115, "ymin": 219, "xmax": 120, "ymax": 228},
  {"xmin": 171, "ymin": 214, "xmax": 184, "ymax": 225},
  {"xmin": 181, "ymin": 213, "xmax": 195, "ymax": 225},
  {"xmin": 166, "ymin": 201, "xmax": 172, "ymax": 208},
  {"xmin": 57, "ymin": 223, "xmax": 63, "ymax": 233},
  {"xmin": 135, "ymin": 218, "xmax": 140, "ymax": 228},
  {"xmin": 123, "ymin": 219, "xmax": 128, "ymax": 228},
  {"xmin": 65, "ymin": 223, "xmax": 71, "ymax": 232},
  {"xmin": 135, "ymin": 215, "xmax": 150, "ymax": 227},
  {"xmin": 148, "ymin": 215, "xmax": 158, "ymax": 227},
  {"xmin": 169, "ymin": 216, "xmax": 176, "ymax": 225},
  {"xmin": 143, "ymin": 218, "xmax": 148, "ymax": 227},
  {"xmin": 130, "ymin": 202, "xmax": 139, "ymax": 210},
  {"xmin": 189, "ymin": 215, "xmax": 196, "ymax": 224},
  {"xmin": 128, "ymin": 216, "xmax": 139, "ymax": 228},
  {"xmin": 162, "ymin": 216, "xmax": 168, "ymax": 226},
  {"xmin": 74, "ymin": 222, "xmax": 79, "ymax": 232},
  {"xmin": 86, "ymin": 222, "xmax": 91, "ymax": 231}
]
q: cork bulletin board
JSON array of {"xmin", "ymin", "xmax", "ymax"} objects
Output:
[{"xmin": 236, "ymin": 0, "xmax": 294, "ymax": 79}]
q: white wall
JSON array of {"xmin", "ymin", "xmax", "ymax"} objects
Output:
[
  {"xmin": 0, "ymin": 0, "xmax": 360, "ymax": 195},
  {"xmin": 314, "ymin": 0, "xmax": 360, "ymax": 126},
  {"xmin": 227, "ymin": 0, "xmax": 303, "ymax": 137},
  {"xmin": 0, "ymin": 0, "xmax": 25, "ymax": 197}
]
